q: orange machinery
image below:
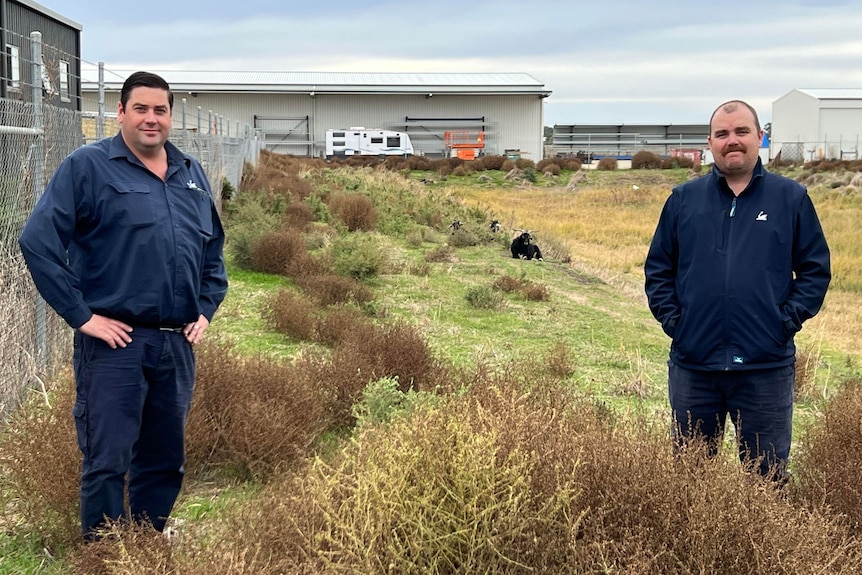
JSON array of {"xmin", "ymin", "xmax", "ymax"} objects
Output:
[{"xmin": 444, "ymin": 130, "xmax": 485, "ymax": 160}]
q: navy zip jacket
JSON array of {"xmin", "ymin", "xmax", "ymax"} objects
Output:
[
  {"xmin": 19, "ymin": 133, "xmax": 228, "ymax": 329},
  {"xmin": 644, "ymin": 159, "xmax": 830, "ymax": 371}
]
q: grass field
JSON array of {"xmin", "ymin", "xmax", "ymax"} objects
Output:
[{"xmin": 2, "ymin": 156, "xmax": 861, "ymax": 574}]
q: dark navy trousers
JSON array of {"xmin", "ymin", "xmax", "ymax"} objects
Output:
[
  {"xmin": 72, "ymin": 327, "xmax": 195, "ymax": 537},
  {"xmin": 668, "ymin": 361, "xmax": 795, "ymax": 479}
]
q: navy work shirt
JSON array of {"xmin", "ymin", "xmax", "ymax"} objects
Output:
[{"xmin": 19, "ymin": 133, "xmax": 228, "ymax": 329}]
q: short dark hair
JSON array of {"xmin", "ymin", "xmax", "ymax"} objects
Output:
[
  {"xmin": 120, "ymin": 71, "xmax": 174, "ymax": 110},
  {"xmin": 709, "ymin": 100, "xmax": 761, "ymax": 133}
]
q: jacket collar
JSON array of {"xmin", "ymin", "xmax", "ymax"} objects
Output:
[{"xmin": 711, "ymin": 157, "xmax": 765, "ymax": 195}]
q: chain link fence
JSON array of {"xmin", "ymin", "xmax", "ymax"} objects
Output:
[
  {"xmin": 1, "ymin": 33, "xmax": 259, "ymax": 420},
  {"xmin": 772, "ymin": 139, "xmax": 861, "ymax": 163}
]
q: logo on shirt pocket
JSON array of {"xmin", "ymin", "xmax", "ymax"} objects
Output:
[{"xmin": 108, "ymin": 182, "xmax": 157, "ymax": 226}]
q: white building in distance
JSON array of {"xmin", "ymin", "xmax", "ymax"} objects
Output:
[
  {"xmin": 81, "ymin": 70, "xmax": 551, "ymax": 160},
  {"xmin": 771, "ymin": 89, "xmax": 862, "ymax": 163}
]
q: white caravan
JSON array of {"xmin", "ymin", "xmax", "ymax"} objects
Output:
[{"xmin": 325, "ymin": 128, "xmax": 414, "ymax": 158}]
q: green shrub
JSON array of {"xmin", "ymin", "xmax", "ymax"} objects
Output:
[
  {"xmin": 405, "ymin": 225, "xmax": 436, "ymax": 247},
  {"xmin": 302, "ymin": 322, "xmax": 442, "ymax": 430},
  {"xmin": 330, "ymin": 233, "xmax": 386, "ymax": 281},
  {"xmin": 221, "ymin": 177, "xmax": 236, "ymax": 202},
  {"xmin": 465, "ymin": 286, "xmax": 503, "ymax": 309},
  {"xmin": 447, "ymin": 228, "xmax": 481, "ymax": 248},
  {"xmin": 304, "ymin": 192, "xmax": 331, "ymax": 222},
  {"xmin": 352, "ymin": 376, "xmax": 407, "ymax": 427},
  {"xmin": 224, "ymin": 191, "xmax": 283, "ymax": 269}
]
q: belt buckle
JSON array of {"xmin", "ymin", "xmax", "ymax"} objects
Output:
[{"xmin": 159, "ymin": 326, "xmax": 184, "ymax": 334}]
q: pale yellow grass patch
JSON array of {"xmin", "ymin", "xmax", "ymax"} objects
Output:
[{"xmin": 453, "ymin": 179, "xmax": 862, "ymax": 364}]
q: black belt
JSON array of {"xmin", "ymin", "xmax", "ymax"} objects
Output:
[{"xmin": 158, "ymin": 326, "xmax": 185, "ymax": 334}]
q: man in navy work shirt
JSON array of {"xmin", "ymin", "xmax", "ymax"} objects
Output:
[
  {"xmin": 19, "ymin": 71, "xmax": 228, "ymax": 538},
  {"xmin": 644, "ymin": 100, "xmax": 830, "ymax": 481}
]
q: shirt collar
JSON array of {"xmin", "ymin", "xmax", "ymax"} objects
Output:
[{"xmin": 108, "ymin": 132, "xmax": 191, "ymax": 168}]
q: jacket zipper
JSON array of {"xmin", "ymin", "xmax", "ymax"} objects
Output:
[{"xmin": 724, "ymin": 196, "xmax": 737, "ymax": 369}]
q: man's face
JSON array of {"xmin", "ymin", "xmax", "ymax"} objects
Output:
[
  {"xmin": 708, "ymin": 105, "xmax": 763, "ymax": 177},
  {"xmin": 118, "ymin": 86, "xmax": 172, "ymax": 156}
]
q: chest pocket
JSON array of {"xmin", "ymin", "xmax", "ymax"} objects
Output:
[
  {"xmin": 192, "ymin": 189, "xmax": 214, "ymax": 237},
  {"xmin": 108, "ymin": 182, "xmax": 156, "ymax": 227}
]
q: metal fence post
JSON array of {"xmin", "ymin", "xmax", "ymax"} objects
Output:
[{"xmin": 30, "ymin": 31, "xmax": 47, "ymax": 368}]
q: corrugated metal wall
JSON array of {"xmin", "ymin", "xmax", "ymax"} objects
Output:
[
  {"xmin": 83, "ymin": 90, "xmax": 545, "ymax": 160},
  {"xmin": 2, "ymin": 0, "xmax": 80, "ymax": 110}
]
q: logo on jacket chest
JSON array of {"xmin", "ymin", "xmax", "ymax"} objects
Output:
[{"xmin": 756, "ymin": 211, "xmax": 768, "ymax": 221}]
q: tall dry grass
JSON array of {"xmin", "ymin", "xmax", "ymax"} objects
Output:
[
  {"xmin": 172, "ymin": 367, "xmax": 862, "ymax": 575},
  {"xmin": 0, "ymin": 369, "xmax": 81, "ymax": 545},
  {"xmin": 454, "ymin": 170, "xmax": 862, "ymax": 357},
  {"xmin": 5, "ymin": 159, "xmax": 862, "ymax": 573}
]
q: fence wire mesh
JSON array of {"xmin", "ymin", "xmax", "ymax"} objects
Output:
[{"xmin": 1, "ymin": 36, "xmax": 258, "ymax": 419}]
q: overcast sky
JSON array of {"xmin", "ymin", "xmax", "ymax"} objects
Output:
[{"xmin": 58, "ymin": 0, "xmax": 862, "ymax": 126}]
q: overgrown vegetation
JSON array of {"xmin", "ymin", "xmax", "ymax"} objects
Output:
[{"xmin": 3, "ymin": 151, "xmax": 862, "ymax": 573}]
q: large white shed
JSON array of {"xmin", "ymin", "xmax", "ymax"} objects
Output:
[
  {"xmin": 771, "ymin": 89, "xmax": 862, "ymax": 163},
  {"xmin": 81, "ymin": 71, "xmax": 551, "ymax": 160}
]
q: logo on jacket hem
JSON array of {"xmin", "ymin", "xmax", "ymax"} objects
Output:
[
  {"xmin": 732, "ymin": 356, "xmax": 744, "ymax": 364},
  {"xmin": 756, "ymin": 211, "xmax": 768, "ymax": 221}
]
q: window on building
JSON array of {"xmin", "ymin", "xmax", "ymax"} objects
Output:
[
  {"xmin": 41, "ymin": 57, "xmax": 54, "ymax": 94},
  {"xmin": 332, "ymin": 131, "xmax": 345, "ymax": 138},
  {"xmin": 6, "ymin": 44, "xmax": 19, "ymax": 89},
  {"xmin": 59, "ymin": 60, "xmax": 70, "ymax": 102}
]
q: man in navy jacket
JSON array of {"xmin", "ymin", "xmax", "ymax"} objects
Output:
[
  {"xmin": 644, "ymin": 100, "xmax": 830, "ymax": 480},
  {"xmin": 19, "ymin": 71, "xmax": 227, "ymax": 537}
]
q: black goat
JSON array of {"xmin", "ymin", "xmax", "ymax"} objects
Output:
[
  {"xmin": 510, "ymin": 231, "xmax": 543, "ymax": 261},
  {"xmin": 489, "ymin": 219, "xmax": 501, "ymax": 233},
  {"xmin": 449, "ymin": 220, "xmax": 462, "ymax": 233}
]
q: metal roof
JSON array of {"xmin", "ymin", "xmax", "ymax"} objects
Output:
[
  {"xmin": 795, "ymin": 88, "xmax": 862, "ymax": 100},
  {"xmin": 82, "ymin": 70, "xmax": 550, "ymax": 96},
  {"xmin": 13, "ymin": 0, "xmax": 83, "ymax": 30}
]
